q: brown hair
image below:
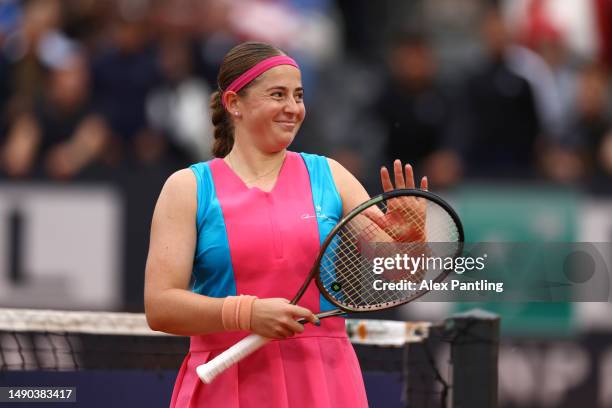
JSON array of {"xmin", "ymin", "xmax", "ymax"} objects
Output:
[{"xmin": 210, "ymin": 42, "xmax": 286, "ymax": 158}]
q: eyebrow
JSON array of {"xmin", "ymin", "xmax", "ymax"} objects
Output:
[{"xmin": 265, "ymin": 86, "xmax": 304, "ymax": 92}]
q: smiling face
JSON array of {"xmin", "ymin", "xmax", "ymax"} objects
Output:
[{"xmin": 231, "ymin": 65, "xmax": 305, "ymax": 153}]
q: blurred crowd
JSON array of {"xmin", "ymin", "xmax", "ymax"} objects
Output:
[{"xmin": 0, "ymin": 0, "xmax": 610, "ymax": 193}]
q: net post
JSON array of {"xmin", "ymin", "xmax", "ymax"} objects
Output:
[{"xmin": 448, "ymin": 309, "xmax": 499, "ymax": 408}]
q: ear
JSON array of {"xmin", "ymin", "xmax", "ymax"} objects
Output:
[{"xmin": 224, "ymin": 91, "xmax": 240, "ymax": 113}]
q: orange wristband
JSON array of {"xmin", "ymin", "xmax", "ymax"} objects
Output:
[
  {"xmin": 238, "ymin": 296, "xmax": 257, "ymax": 330},
  {"xmin": 221, "ymin": 295, "xmax": 257, "ymax": 331}
]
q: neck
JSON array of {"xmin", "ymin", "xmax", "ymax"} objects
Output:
[{"xmin": 225, "ymin": 142, "xmax": 286, "ymax": 184}]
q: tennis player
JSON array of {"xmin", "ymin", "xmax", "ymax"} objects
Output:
[{"xmin": 144, "ymin": 41, "xmax": 427, "ymax": 407}]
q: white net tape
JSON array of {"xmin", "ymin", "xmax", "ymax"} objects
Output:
[
  {"xmin": 0, "ymin": 308, "xmax": 432, "ymax": 345},
  {"xmin": 0, "ymin": 308, "xmax": 159, "ymax": 336}
]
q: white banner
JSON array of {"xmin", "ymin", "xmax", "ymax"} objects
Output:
[{"xmin": 0, "ymin": 184, "xmax": 122, "ymax": 310}]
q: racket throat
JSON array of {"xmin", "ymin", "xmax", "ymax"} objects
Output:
[{"xmin": 290, "ymin": 263, "xmax": 319, "ymax": 304}]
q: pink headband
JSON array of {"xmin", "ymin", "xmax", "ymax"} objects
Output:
[{"xmin": 221, "ymin": 55, "xmax": 299, "ymax": 108}]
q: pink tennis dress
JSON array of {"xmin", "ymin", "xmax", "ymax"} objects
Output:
[{"xmin": 169, "ymin": 151, "xmax": 368, "ymax": 407}]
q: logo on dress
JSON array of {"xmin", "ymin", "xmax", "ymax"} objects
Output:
[{"xmin": 301, "ymin": 205, "xmax": 331, "ymax": 221}]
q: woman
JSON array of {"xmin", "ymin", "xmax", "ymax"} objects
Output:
[{"xmin": 144, "ymin": 41, "xmax": 427, "ymax": 407}]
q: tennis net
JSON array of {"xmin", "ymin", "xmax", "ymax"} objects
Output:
[{"xmin": 0, "ymin": 308, "xmax": 499, "ymax": 407}]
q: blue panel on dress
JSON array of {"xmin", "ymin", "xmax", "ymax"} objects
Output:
[
  {"xmin": 189, "ymin": 162, "xmax": 237, "ymax": 297},
  {"xmin": 299, "ymin": 153, "xmax": 342, "ymax": 312}
]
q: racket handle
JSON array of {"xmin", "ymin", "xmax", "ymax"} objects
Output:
[{"xmin": 196, "ymin": 334, "xmax": 270, "ymax": 384}]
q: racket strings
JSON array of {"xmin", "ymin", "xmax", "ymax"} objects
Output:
[
  {"xmin": 320, "ymin": 215, "xmax": 414, "ymax": 308},
  {"xmin": 362, "ymin": 199, "xmax": 431, "ymax": 246},
  {"xmin": 318, "ymin": 198, "xmax": 461, "ymax": 311}
]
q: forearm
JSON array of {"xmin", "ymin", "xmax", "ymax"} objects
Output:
[
  {"xmin": 145, "ymin": 288, "xmax": 225, "ymax": 336},
  {"xmin": 2, "ymin": 114, "xmax": 40, "ymax": 175},
  {"xmin": 70, "ymin": 116, "xmax": 108, "ymax": 166}
]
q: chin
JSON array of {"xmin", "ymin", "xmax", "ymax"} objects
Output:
[
  {"xmin": 276, "ymin": 138, "xmax": 295, "ymax": 152},
  {"xmin": 272, "ymin": 130, "xmax": 298, "ymax": 150},
  {"xmin": 265, "ymin": 139, "xmax": 292, "ymax": 154}
]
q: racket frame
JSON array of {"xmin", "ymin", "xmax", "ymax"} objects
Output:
[{"xmin": 292, "ymin": 188, "xmax": 464, "ymax": 312}]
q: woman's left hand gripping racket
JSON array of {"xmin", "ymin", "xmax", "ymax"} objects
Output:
[{"xmin": 196, "ymin": 189, "xmax": 464, "ymax": 384}]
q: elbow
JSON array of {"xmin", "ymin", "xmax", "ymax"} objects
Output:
[
  {"xmin": 145, "ymin": 305, "xmax": 187, "ymax": 336},
  {"xmin": 144, "ymin": 295, "xmax": 167, "ymax": 332},
  {"xmin": 145, "ymin": 312, "xmax": 164, "ymax": 332}
]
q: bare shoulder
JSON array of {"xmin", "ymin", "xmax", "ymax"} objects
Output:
[
  {"xmin": 155, "ymin": 168, "xmax": 197, "ymax": 217},
  {"xmin": 164, "ymin": 168, "xmax": 196, "ymax": 191},
  {"xmin": 326, "ymin": 157, "xmax": 370, "ymax": 216},
  {"xmin": 326, "ymin": 157, "xmax": 351, "ymax": 182},
  {"xmin": 162, "ymin": 169, "xmax": 197, "ymax": 193}
]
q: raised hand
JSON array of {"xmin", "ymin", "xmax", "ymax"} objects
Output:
[{"xmin": 378, "ymin": 160, "xmax": 427, "ymax": 242}]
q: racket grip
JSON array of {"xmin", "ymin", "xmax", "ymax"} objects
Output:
[{"xmin": 196, "ymin": 334, "xmax": 270, "ymax": 384}]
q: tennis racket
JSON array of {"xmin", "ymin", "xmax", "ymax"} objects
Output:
[{"xmin": 197, "ymin": 188, "xmax": 464, "ymax": 383}]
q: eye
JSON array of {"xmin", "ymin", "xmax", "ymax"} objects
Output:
[
  {"xmin": 295, "ymin": 92, "xmax": 304, "ymax": 102},
  {"xmin": 271, "ymin": 91, "xmax": 283, "ymax": 98}
]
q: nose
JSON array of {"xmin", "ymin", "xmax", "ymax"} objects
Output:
[{"xmin": 283, "ymin": 96, "xmax": 300, "ymax": 114}]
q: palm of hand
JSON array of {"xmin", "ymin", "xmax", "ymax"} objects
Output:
[
  {"xmin": 378, "ymin": 161, "xmax": 428, "ymax": 242},
  {"xmin": 384, "ymin": 195, "xmax": 426, "ymax": 242}
]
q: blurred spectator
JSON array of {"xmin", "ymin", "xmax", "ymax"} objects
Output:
[
  {"xmin": 336, "ymin": 0, "xmax": 419, "ymax": 63},
  {"xmin": 571, "ymin": 65, "xmax": 612, "ymax": 180},
  {"xmin": 454, "ymin": 9, "xmax": 541, "ymax": 179},
  {"xmin": 526, "ymin": 22, "xmax": 577, "ymax": 140},
  {"xmin": 503, "ymin": 0, "xmax": 601, "ymax": 64},
  {"xmin": 507, "ymin": 0, "xmax": 586, "ymax": 144},
  {"xmin": 0, "ymin": 0, "xmax": 21, "ymax": 37},
  {"xmin": 0, "ymin": 46, "xmax": 9, "ymax": 136},
  {"xmin": 1, "ymin": 53, "xmax": 109, "ymax": 179},
  {"xmin": 60, "ymin": 1, "xmax": 114, "ymax": 52},
  {"xmin": 374, "ymin": 31, "xmax": 461, "ymax": 188},
  {"xmin": 91, "ymin": 15, "xmax": 162, "ymax": 165},
  {"xmin": 541, "ymin": 64, "xmax": 612, "ymax": 186},
  {"xmin": 146, "ymin": 36, "xmax": 212, "ymax": 162},
  {"xmin": 1, "ymin": 0, "xmax": 66, "ymax": 115},
  {"xmin": 527, "ymin": 23, "xmax": 584, "ymax": 184}
]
